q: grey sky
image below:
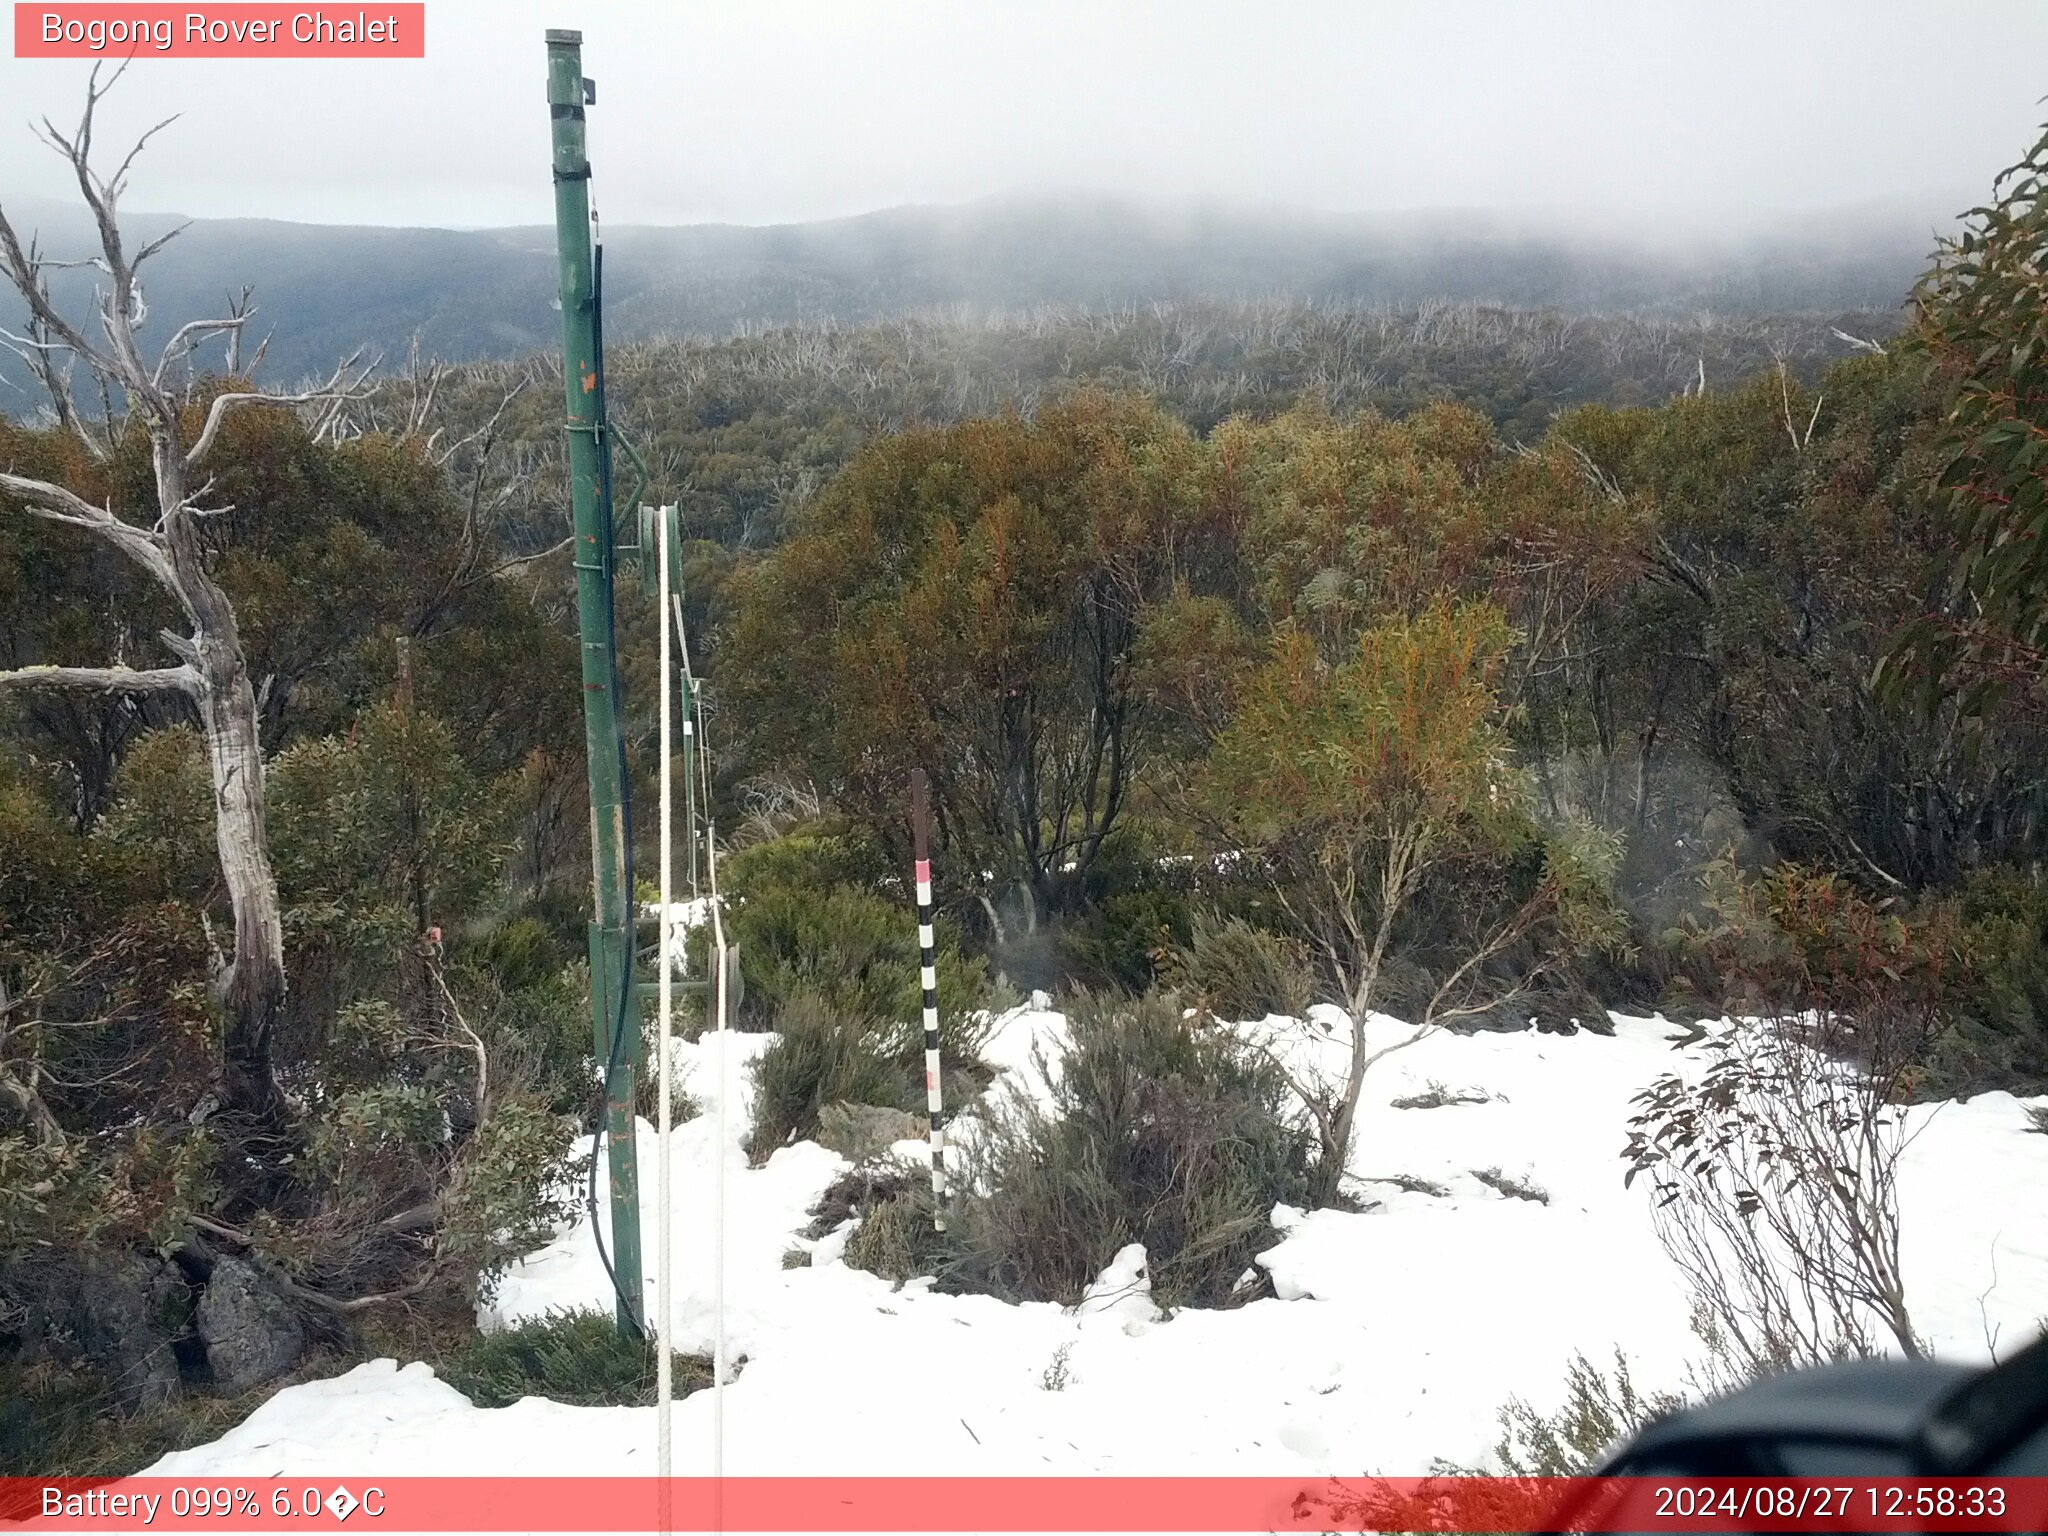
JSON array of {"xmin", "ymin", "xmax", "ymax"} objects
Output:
[{"xmin": 1, "ymin": 0, "xmax": 2043, "ymax": 232}]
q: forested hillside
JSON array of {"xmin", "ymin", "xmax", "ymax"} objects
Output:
[
  {"xmin": 3, "ymin": 97, "xmax": 2046, "ymax": 1480},
  {"xmin": 0, "ymin": 191, "xmax": 1928, "ymax": 388}
]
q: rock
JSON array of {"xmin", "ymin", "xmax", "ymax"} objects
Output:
[
  {"xmin": 815, "ymin": 1101, "xmax": 924, "ymax": 1163},
  {"xmin": 69, "ymin": 1251, "xmax": 186, "ymax": 1414},
  {"xmin": 197, "ymin": 1256, "xmax": 304, "ymax": 1396}
]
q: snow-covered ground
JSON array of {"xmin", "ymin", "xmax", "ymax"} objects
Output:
[{"xmin": 146, "ymin": 1006, "xmax": 2048, "ymax": 1480}]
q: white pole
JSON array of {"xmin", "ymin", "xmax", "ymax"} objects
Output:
[
  {"xmin": 655, "ymin": 505, "xmax": 674, "ymax": 1510},
  {"xmin": 708, "ymin": 822, "xmax": 728, "ymax": 1488}
]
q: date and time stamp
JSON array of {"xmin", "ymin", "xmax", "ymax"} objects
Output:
[{"xmin": 8, "ymin": 1475, "xmax": 2043, "ymax": 1531}]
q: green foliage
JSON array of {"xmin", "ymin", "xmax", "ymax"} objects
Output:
[
  {"xmin": 90, "ymin": 728, "xmax": 216, "ymax": 902},
  {"xmin": 719, "ymin": 828, "xmax": 990, "ymax": 1060},
  {"xmin": 1202, "ymin": 598, "xmax": 1604, "ymax": 1047},
  {"xmin": 1210, "ymin": 599, "xmax": 1523, "ymax": 860},
  {"xmin": 464, "ymin": 916, "xmax": 576, "ymax": 995},
  {"xmin": 0, "ymin": 1354, "xmax": 265, "ymax": 1477},
  {"xmin": 441, "ymin": 1096, "xmax": 583, "ymax": 1305},
  {"xmin": 0, "ymin": 1125, "xmax": 220, "ymax": 1259},
  {"xmin": 950, "ymin": 992, "xmax": 1313, "ymax": 1308},
  {"xmin": 1480, "ymin": 1349, "xmax": 1686, "ymax": 1476},
  {"xmin": 721, "ymin": 392, "xmax": 1223, "ymax": 925},
  {"xmin": 1890, "ymin": 868, "xmax": 2048, "ymax": 1097},
  {"xmin": 830, "ymin": 1163, "xmax": 952, "ymax": 1286},
  {"xmin": 302, "ymin": 1085, "xmax": 443, "ymax": 1215},
  {"xmin": 1057, "ymin": 887, "xmax": 1195, "ymax": 994},
  {"xmin": 1886, "ymin": 122, "xmax": 2048, "ymax": 718},
  {"xmin": 270, "ymin": 702, "xmax": 512, "ymax": 942},
  {"xmin": 747, "ymin": 989, "xmax": 913, "ymax": 1160},
  {"xmin": 1163, "ymin": 913, "xmax": 1314, "ymax": 1021},
  {"xmin": 440, "ymin": 1309, "xmax": 711, "ymax": 1408}
]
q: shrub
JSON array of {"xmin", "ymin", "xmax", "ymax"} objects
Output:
[
  {"xmin": 949, "ymin": 992, "xmax": 1313, "ymax": 1308},
  {"xmin": 1057, "ymin": 889, "xmax": 1194, "ymax": 994},
  {"xmin": 633, "ymin": 1055, "xmax": 701, "ymax": 1126},
  {"xmin": 90, "ymin": 727, "xmax": 217, "ymax": 903},
  {"xmin": 441, "ymin": 1309, "xmax": 711, "ymax": 1408},
  {"xmin": 1916, "ymin": 866, "xmax": 2048, "ymax": 1098},
  {"xmin": 1163, "ymin": 914, "xmax": 1313, "ymax": 1021},
  {"xmin": 1630, "ymin": 864, "xmax": 1952, "ymax": 1385},
  {"xmin": 1471, "ymin": 1166, "xmax": 1549, "ymax": 1204},
  {"xmin": 747, "ymin": 990, "xmax": 913, "ymax": 1161},
  {"xmin": 1473, "ymin": 1348, "xmax": 1686, "ymax": 1476},
  {"xmin": 715, "ymin": 829, "xmax": 991, "ymax": 1066},
  {"xmin": 1392, "ymin": 1080, "xmax": 1492, "ymax": 1109},
  {"xmin": 833, "ymin": 1166, "xmax": 951, "ymax": 1286},
  {"xmin": 440, "ymin": 1096, "xmax": 584, "ymax": 1304},
  {"xmin": 464, "ymin": 916, "xmax": 575, "ymax": 994}
]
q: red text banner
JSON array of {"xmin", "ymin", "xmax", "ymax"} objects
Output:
[
  {"xmin": 14, "ymin": 5, "xmax": 425, "ymax": 58},
  {"xmin": 1, "ymin": 1476, "xmax": 2045, "ymax": 1532}
]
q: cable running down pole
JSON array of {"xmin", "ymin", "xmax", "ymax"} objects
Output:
[{"xmin": 655, "ymin": 501, "xmax": 675, "ymax": 1515}]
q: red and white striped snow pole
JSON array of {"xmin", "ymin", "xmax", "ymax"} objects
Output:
[{"xmin": 910, "ymin": 768, "xmax": 948, "ymax": 1231}]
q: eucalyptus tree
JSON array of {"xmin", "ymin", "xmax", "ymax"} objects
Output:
[{"xmin": 0, "ymin": 70, "xmax": 371, "ymax": 1120}]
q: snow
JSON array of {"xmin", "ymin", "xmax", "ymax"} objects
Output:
[{"xmin": 145, "ymin": 1006, "xmax": 2048, "ymax": 1482}]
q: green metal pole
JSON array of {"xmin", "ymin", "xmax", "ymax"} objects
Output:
[{"xmin": 546, "ymin": 27, "xmax": 643, "ymax": 1335}]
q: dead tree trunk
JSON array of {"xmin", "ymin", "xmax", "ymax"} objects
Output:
[{"xmin": 0, "ymin": 68, "xmax": 369, "ymax": 1121}]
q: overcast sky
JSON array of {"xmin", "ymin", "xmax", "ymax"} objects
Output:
[{"xmin": 1, "ymin": 0, "xmax": 2043, "ymax": 233}]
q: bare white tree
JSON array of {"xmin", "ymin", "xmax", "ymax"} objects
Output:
[{"xmin": 0, "ymin": 68, "xmax": 372, "ymax": 1121}]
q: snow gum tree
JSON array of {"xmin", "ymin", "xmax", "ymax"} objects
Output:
[
  {"xmin": 1883, "ymin": 122, "xmax": 2048, "ymax": 716},
  {"xmin": 1205, "ymin": 597, "xmax": 1622, "ymax": 1205},
  {"xmin": 0, "ymin": 72, "xmax": 370, "ymax": 1122}
]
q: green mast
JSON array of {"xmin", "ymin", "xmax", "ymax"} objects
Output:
[{"xmin": 545, "ymin": 28, "xmax": 643, "ymax": 1335}]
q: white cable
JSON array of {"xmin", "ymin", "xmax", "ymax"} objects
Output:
[
  {"xmin": 655, "ymin": 537, "xmax": 726, "ymax": 1509},
  {"xmin": 655, "ymin": 504, "xmax": 675, "ymax": 1520},
  {"xmin": 708, "ymin": 815, "xmax": 728, "ymax": 1493},
  {"xmin": 673, "ymin": 558, "xmax": 730, "ymax": 1503}
]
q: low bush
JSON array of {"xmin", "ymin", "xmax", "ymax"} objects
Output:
[
  {"xmin": 948, "ymin": 992, "xmax": 1313, "ymax": 1308},
  {"xmin": 1914, "ymin": 866, "xmax": 2048, "ymax": 1099},
  {"xmin": 1162, "ymin": 914, "xmax": 1313, "ymax": 1022},
  {"xmin": 1057, "ymin": 889, "xmax": 1195, "ymax": 995},
  {"xmin": 1479, "ymin": 1348, "xmax": 1686, "ymax": 1476},
  {"xmin": 1392, "ymin": 1080, "xmax": 1492, "ymax": 1110},
  {"xmin": 1472, "ymin": 1166, "xmax": 1549, "ymax": 1204},
  {"xmin": 441, "ymin": 1309, "xmax": 712, "ymax": 1408},
  {"xmin": 748, "ymin": 990, "xmax": 915, "ymax": 1160},
  {"xmin": 837, "ymin": 1169, "xmax": 952, "ymax": 1286},
  {"xmin": 718, "ymin": 830, "xmax": 989, "ymax": 1046}
]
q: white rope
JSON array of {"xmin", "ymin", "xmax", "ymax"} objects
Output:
[
  {"xmin": 655, "ymin": 504, "xmax": 675, "ymax": 1518},
  {"xmin": 707, "ymin": 818, "xmax": 729, "ymax": 1496},
  {"xmin": 664, "ymin": 521, "xmax": 729, "ymax": 1501},
  {"xmin": 651, "ymin": 509, "xmax": 727, "ymax": 1514}
]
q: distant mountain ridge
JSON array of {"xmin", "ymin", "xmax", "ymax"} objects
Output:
[{"xmin": 0, "ymin": 193, "xmax": 1940, "ymax": 392}]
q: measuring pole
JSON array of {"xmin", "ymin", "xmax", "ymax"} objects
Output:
[
  {"xmin": 910, "ymin": 770, "xmax": 949, "ymax": 1230},
  {"xmin": 546, "ymin": 28, "xmax": 643, "ymax": 1335}
]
